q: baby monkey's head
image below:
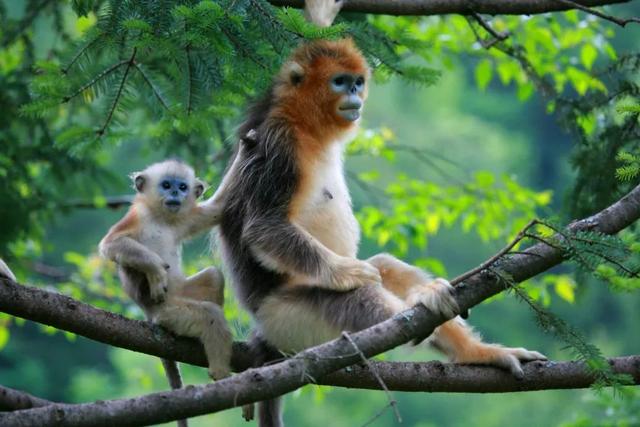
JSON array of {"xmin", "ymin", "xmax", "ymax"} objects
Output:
[{"xmin": 131, "ymin": 160, "xmax": 206, "ymax": 217}]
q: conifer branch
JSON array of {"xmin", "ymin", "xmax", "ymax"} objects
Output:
[
  {"xmin": 96, "ymin": 48, "xmax": 137, "ymax": 136},
  {"xmin": 62, "ymin": 59, "xmax": 130, "ymax": 104}
]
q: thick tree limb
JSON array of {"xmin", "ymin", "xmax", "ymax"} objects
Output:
[
  {"xmin": 0, "ymin": 386, "xmax": 52, "ymax": 411},
  {"xmin": 2, "ymin": 184, "xmax": 640, "ymax": 426},
  {"xmin": 323, "ymin": 356, "xmax": 640, "ymax": 392},
  {"xmin": 268, "ymin": 0, "xmax": 630, "ymax": 17},
  {"xmin": 2, "ymin": 356, "xmax": 638, "ymax": 415}
]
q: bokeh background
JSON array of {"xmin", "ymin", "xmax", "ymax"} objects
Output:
[{"xmin": 1, "ymin": 0, "xmax": 639, "ymax": 425}]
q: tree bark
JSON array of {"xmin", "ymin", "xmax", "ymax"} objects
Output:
[
  {"xmin": 0, "ymin": 386, "xmax": 52, "ymax": 411},
  {"xmin": 268, "ymin": 0, "xmax": 631, "ymax": 16},
  {"xmin": 323, "ymin": 356, "xmax": 640, "ymax": 392},
  {"xmin": 2, "ymin": 184, "xmax": 640, "ymax": 426}
]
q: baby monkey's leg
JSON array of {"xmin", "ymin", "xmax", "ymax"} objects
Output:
[
  {"xmin": 153, "ymin": 296, "xmax": 232, "ymax": 380},
  {"xmin": 367, "ymin": 253, "xmax": 546, "ymax": 377},
  {"xmin": 178, "ymin": 267, "xmax": 225, "ymax": 306}
]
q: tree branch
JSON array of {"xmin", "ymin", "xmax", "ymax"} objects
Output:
[
  {"xmin": 322, "ymin": 356, "xmax": 640, "ymax": 392},
  {"xmin": 267, "ymin": 0, "xmax": 631, "ymax": 17},
  {"xmin": 0, "ymin": 386, "xmax": 52, "ymax": 411},
  {"xmin": 2, "ymin": 183, "xmax": 640, "ymax": 425}
]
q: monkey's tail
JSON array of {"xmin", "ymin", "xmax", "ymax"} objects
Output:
[
  {"xmin": 249, "ymin": 333, "xmax": 286, "ymax": 427},
  {"xmin": 259, "ymin": 398, "xmax": 283, "ymax": 427},
  {"xmin": 161, "ymin": 358, "xmax": 189, "ymax": 427}
]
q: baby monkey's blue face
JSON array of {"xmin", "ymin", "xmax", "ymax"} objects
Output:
[{"xmin": 158, "ymin": 176, "xmax": 190, "ymax": 212}]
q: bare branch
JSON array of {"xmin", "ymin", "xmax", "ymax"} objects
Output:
[
  {"xmin": 553, "ymin": 0, "xmax": 640, "ymax": 26},
  {"xmin": 267, "ymin": 0, "xmax": 631, "ymax": 17},
  {"xmin": 2, "ymin": 183, "xmax": 640, "ymax": 425},
  {"xmin": 450, "ymin": 219, "xmax": 537, "ymax": 285},
  {"xmin": 61, "ymin": 195, "xmax": 134, "ymax": 210},
  {"xmin": 323, "ymin": 356, "xmax": 640, "ymax": 392}
]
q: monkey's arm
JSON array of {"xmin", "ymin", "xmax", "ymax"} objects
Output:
[
  {"xmin": 100, "ymin": 236, "xmax": 167, "ymax": 273},
  {"xmin": 185, "ymin": 143, "xmax": 248, "ymax": 237},
  {"xmin": 243, "ymin": 214, "xmax": 380, "ymax": 290},
  {"xmin": 99, "ymin": 235, "xmax": 169, "ymax": 302}
]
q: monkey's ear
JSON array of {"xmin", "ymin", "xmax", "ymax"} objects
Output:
[
  {"xmin": 283, "ymin": 61, "xmax": 304, "ymax": 86},
  {"xmin": 194, "ymin": 178, "xmax": 208, "ymax": 199},
  {"xmin": 130, "ymin": 172, "xmax": 146, "ymax": 193}
]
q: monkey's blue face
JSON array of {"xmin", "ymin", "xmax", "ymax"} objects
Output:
[
  {"xmin": 330, "ymin": 73, "xmax": 365, "ymax": 122},
  {"xmin": 158, "ymin": 176, "xmax": 190, "ymax": 213}
]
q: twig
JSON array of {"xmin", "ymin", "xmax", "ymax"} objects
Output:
[
  {"xmin": 468, "ymin": 9, "xmax": 510, "ymax": 48},
  {"xmin": 62, "ymin": 36, "xmax": 101, "ymax": 75},
  {"xmin": 96, "ymin": 48, "xmax": 137, "ymax": 136},
  {"xmin": 341, "ymin": 332, "xmax": 402, "ymax": 425},
  {"xmin": 62, "ymin": 59, "xmax": 129, "ymax": 103},
  {"xmin": 61, "ymin": 195, "xmax": 134, "ymax": 210},
  {"xmin": 554, "ymin": 0, "xmax": 640, "ymax": 27},
  {"xmin": 133, "ymin": 63, "xmax": 170, "ymax": 111},
  {"xmin": 451, "ymin": 219, "xmax": 538, "ymax": 285}
]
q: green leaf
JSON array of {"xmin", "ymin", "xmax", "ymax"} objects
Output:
[
  {"xmin": 580, "ymin": 44, "xmax": 597, "ymax": 70},
  {"xmin": 475, "ymin": 59, "xmax": 493, "ymax": 91}
]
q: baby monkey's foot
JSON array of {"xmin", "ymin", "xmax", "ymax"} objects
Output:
[
  {"xmin": 208, "ymin": 363, "xmax": 231, "ymax": 381},
  {"xmin": 407, "ymin": 278, "xmax": 459, "ymax": 319}
]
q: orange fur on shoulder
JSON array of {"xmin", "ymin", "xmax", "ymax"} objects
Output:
[{"xmin": 104, "ymin": 205, "xmax": 140, "ymax": 242}]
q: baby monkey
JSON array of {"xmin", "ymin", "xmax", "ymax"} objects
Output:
[{"xmin": 99, "ymin": 160, "xmax": 232, "ymax": 387}]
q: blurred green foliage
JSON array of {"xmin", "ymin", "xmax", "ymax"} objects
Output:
[{"xmin": 1, "ymin": 0, "xmax": 639, "ymax": 426}]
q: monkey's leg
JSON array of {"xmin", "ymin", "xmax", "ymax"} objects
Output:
[
  {"xmin": 152, "ymin": 297, "xmax": 232, "ymax": 380},
  {"xmin": 177, "ymin": 267, "xmax": 225, "ymax": 306},
  {"xmin": 367, "ymin": 253, "xmax": 546, "ymax": 377},
  {"xmin": 431, "ymin": 317, "xmax": 546, "ymax": 378},
  {"xmin": 367, "ymin": 253, "xmax": 458, "ymax": 317}
]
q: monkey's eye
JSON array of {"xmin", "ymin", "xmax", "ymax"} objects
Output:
[
  {"xmin": 179, "ymin": 183, "xmax": 188, "ymax": 191},
  {"xmin": 355, "ymin": 76, "xmax": 365, "ymax": 88},
  {"xmin": 161, "ymin": 181, "xmax": 171, "ymax": 189},
  {"xmin": 333, "ymin": 76, "xmax": 345, "ymax": 86}
]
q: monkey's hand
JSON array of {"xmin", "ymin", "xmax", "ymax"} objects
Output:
[
  {"xmin": 146, "ymin": 268, "xmax": 169, "ymax": 304},
  {"xmin": 406, "ymin": 278, "xmax": 459, "ymax": 319},
  {"xmin": 328, "ymin": 256, "xmax": 382, "ymax": 291}
]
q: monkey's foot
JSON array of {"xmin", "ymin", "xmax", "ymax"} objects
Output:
[
  {"xmin": 242, "ymin": 404, "xmax": 255, "ymax": 422},
  {"xmin": 457, "ymin": 345, "xmax": 547, "ymax": 379},
  {"xmin": 329, "ymin": 257, "xmax": 382, "ymax": 290},
  {"xmin": 208, "ymin": 364, "xmax": 231, "ymax": 381},
  {"xmin": 407, "ymin": 278, "xmax": 459, "ymax": 319}
]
